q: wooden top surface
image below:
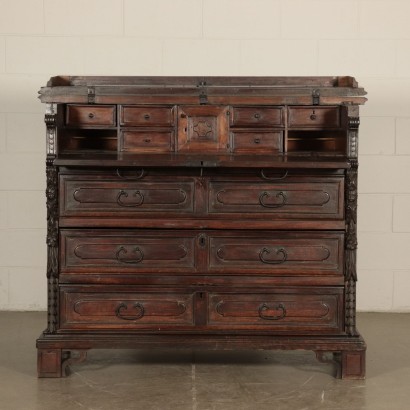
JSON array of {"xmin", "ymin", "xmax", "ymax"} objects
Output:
[{"xmin": 39, "ymin": 76, "xmax": 367, "ymax": 105}]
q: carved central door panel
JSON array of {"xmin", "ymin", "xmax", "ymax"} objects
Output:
[{"xmin": 177, "ymin": 106, "xmax": 229, "ymax": 152}]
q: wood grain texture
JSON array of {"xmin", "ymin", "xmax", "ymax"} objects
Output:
[{"xmin": 37, "ymin": 76, "xmax": 366, "ymax": 379}]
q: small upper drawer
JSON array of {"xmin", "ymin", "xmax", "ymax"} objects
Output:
[
  {"xmin": 231, "ymin": 131, "xmax": 283, "ymax": 153},
  {"xmin": 231, "ymin": 107, "xmax": 283, "ymax": 127},
  {"xmin": 121, "ymin": 106, "xmax": 174, "ymax": 126},
  {"xmin": 66, "ymin": 105, "xmax": 116, "ymax": 127},
  {"xmin": 288, "ymin": 106, "xmax": 340, "ymax": 128},
  {"xmin": 120, "ymin": 130, "xmax": 175, "ymax": 153}
]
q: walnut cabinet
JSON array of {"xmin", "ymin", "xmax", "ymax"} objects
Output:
[{"xmin": 37, "ymin": 76, "xmax": 367, "ymax": 379}]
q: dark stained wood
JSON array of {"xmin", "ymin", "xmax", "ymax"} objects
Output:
[
  {"xmin": 231, "ymin": 131, "xmax": 283, "ymax": 153},
  {"xmin": 120, "ymin": 105, "xmax": 175, "ymax": 127},
  {"xmin": 60, "ymin": 287, "xmax": 195, "ymax": 330},
  {"xmin": 46, "ymin": 75, "xmax": 354, "ymax": 87},
  {"xmin": 60, "ymin": 229, "xmax": 197, "ymax": 273},
  {"xmin": 60, "ymin": 173, "xmax": 195, "ymax": 216},
  {"xmin": 177, "ymin": 105, "xmax": 229, "ymax": 152},
  {"xmin": 208, "ymin": 175, "xmax": 344, "ymax": 220},
  {"xmin": 208, "ymin": 231, "xmax": 343, "ymax": 275},
  {"xmin": 53, "ymin": 153, "xmax": 352, "ymax": 168},
  {"xmin": 207, "ymin": 288, "xmax": 343, "ymax": 333},
  {"xmin": 37, "ymin": 76, "xmax": 366, "ymax": 379},
  {"xmin": 66, "ymin": 104, "xmax": 116, "ymax": 128},
  {"xmin": 231, "ymin": 107, "xmax": 283, "ymax": 127},
  {"xmin": 39, "ymin": 76, "xmax": 367, "ymax": 105},
  {"xmin": 120, "ymin": 130, "xmax": 175, "ymax": 152},
  {"xmin": 288, "ymin": 106, "xmax": 340, "ymax": 128}
]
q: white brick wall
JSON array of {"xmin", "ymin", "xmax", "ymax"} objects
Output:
[{"xmin": 0, "ymin": 0, "xmax": 409, "ymax": 311}]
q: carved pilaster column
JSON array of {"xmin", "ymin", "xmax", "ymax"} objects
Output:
[
  {"xmin": 45, "ymin": 103, "xmax": 57, "ymax": 156},
  {"xmin": 45, "ymin": 104, "xmax": 59, "ymax": 334},
  {"xmin": 345, "ymin": 110, "xmax": 360, "ymax": 336},
  {"xmin": 345, "ymin": 160, "xmax": 358, "ymax": 336}
]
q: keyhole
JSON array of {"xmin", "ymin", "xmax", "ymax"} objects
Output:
[
  {"xmin": 310, "ymin": 110, "xmax": 317, "ymax": 120},
  {"xmin": 199, "ymin": 235, "xmax": 206, "ymax": 247}
]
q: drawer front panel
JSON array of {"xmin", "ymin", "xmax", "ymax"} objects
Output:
[
  {"xmin": 61, "ymin": 176, "xmax": 195, "ymax": 216},
  {"xmin": 232, "ymin": 107, "xmax": 283, "ymax": 126},
  {"xmin": 209, "ymin": 231, "xmax": 343, "ymax": 275},
  {"xmin": 120, "ymin": 106, "xmax": 174, "ymax": 126},
  {"xmin": 61, "ymin": 230, "xmax": 196, "ymax": 273},
  {"xmin": 120, "ymin": 130, "xmax": 174, "ymax": 152},
  {"xmin": 209, "ymin": 178, "xmax": 343, "ymax": 219},
  {"xmin": 288, "ymin": 106, "xmax": 340, "ymax": 128},
  {"xmin": 208, "ymin": 289, "xmax": 342, "ymax": 333},
  {"xmin": 231, "ymin": 131, "xmax": 283, "ymax": 153},
  {"xmin": 60, "ymin": 288, "xmax": 194, "ymax": 329},
  {"xmin": 66, "ymin": 105, "xmax": 116, "ymax": 127}
]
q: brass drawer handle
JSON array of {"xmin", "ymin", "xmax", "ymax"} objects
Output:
[
  {"xmin": 259, "ymin": 191, "xmax": 287, "ymax": 208},
  {"xmin": 117, "ymin": 190, "xmax": 144, "ymax": 207},
  {"xmin": 259, "ymin": 247, "xmax": 287, "ymax": 264},
  {"xmin": 116, "ymin": 246, "xmax": 144, "ymax": 264},
  {"xmin": 115, "ymin": 302, "xmax": 145, "ymax": 320},
  {"xmin": 258, "ymin": 303, "xmax": 286, "ymax": 320}
]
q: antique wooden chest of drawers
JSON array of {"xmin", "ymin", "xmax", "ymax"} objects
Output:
[{"xmin": 36, "ymin": 76, "xmax": 367, "ymax": 379}]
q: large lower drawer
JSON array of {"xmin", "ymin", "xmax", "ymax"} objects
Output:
[
  {"xmin": 60, "ymin": 287, "xmax": 195, "ymax": 330},
  {"xmin": 60, "ymin": 171, "xmax": 344, "ymax": 223},
  {"xmin": 61, "ymin": 229, "xmax": 343, "ymax": 276},
  {"xmin": 209, "ymin": 176, "xmax": 343, "ymax": 219},
  {"xmin": 59, "ymin": 286, "xmax": 343, "ymax": 334},
  {"xmin": 61, "ymin": 229, "xmax": 197, "ymax": 273},
  {"xmin": 60, "ymin": 174, "xmax": 195, "ymax": 216},
  {"xmin": 208, "ymin": 288, "xmax": 343, "ymax": 333},
  {"xmin": 208, "ymin": 231, "xmax": 343, "ymax": 275}
]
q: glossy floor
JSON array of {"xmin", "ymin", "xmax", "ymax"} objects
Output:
[{"xmin": 0, "ymin": 312, "xmax": 409, "ymax": 410}]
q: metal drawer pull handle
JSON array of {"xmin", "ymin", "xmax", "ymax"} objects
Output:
[
  {"xmin": 259, "ymin": 191, "xmax": 287, "ymax": 208},
  {"xmin": 258, "ymin": 303, "xmax": 286, "ymax": 320},
  {"xmin": 88, "ymin": 113, "xmax": 94, "ymax": 119},
  {"xmin": 259, "ymin": 247, "xmax": 287, "ymax": 264},
  {"xmin": 116, "ymin": 168, "xmax": 146, "ymax": 179},
  {"xmin": 117, "ymin": 190, "xmax": 144, "ymax": 207},
  {"xmin": 116, "ymin": 246, "xmax": 144, "ymax": 264},
  {"xmin": 115, "ymin": 302, "xmax": 145, "ymax": 320},
  {"xmin": 144, "ymin": 114, "xmax": 150, "ymax": 120},
  {"xmin": 260, "ymin": 169, "xmax": 288, "ymax": 180},
  {"xmin": 254, "ymin": 113, "xmax": 261, "ymax": 119},
  {"xmin": 310, "ymin": 114, "xmax": 317, "ymax": 120},
  {"xmin": 254, "ymin": 138, "xmax": 261, "ymax": 144}
]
